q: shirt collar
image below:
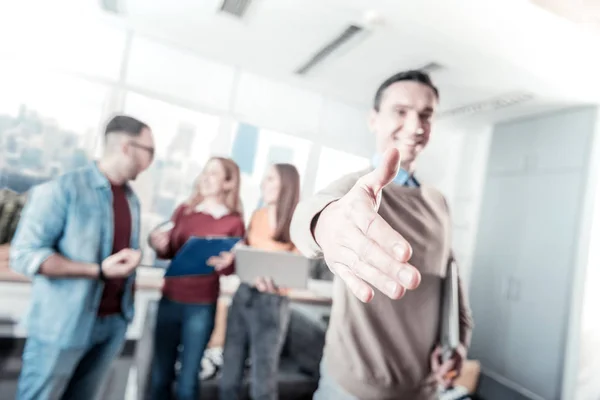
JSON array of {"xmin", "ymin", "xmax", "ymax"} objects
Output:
[
  {"xmin": 194, "ymin": 202, "xmax": 230, "ymax": 219},
  {"xmin": 371, "ymin": 153, "xmax": 420, "ymax": 187},
  {"xmin": 87, "ymin": 161, "xmax": 135, "ymax": 193},
  {"xmin": 88, "ymin": 161, "xmax": 110, "ymax": 189}
]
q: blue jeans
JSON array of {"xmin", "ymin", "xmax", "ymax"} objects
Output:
[
  {"xmin": 16, "ymin": 314, "xmax": 128, "ymax": 400},
  {"xmin": 149, "ymin": 297, "xmax": 216, "ymax": 400}
]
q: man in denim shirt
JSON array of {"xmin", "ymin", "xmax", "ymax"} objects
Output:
[{"xmin": 10, "ymin": 115, "xmax": 155, "ymax": 400}]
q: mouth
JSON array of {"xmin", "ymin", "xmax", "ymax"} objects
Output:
[{"xmin": 393, "ymin": 136, "xmax": 424, "ymax": 147}]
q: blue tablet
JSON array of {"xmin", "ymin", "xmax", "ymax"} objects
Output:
[{"xmin": 165, "ymin": 236, "xmax": 241, "ymax": 277}]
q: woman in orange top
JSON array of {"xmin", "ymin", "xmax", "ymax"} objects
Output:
[
  {"xmin": 248, "ymin": 163, "xmax": 301, "ymax": 291},
  {"xmin": 210, "ymin": 163, "xmax": 300, "ymax": 290},
  {"xmin": 218, "ymin": 163, "xmax": 301, "ymax": 400},
  {"xmin": 247, "ymin": 163, "xmax": 300, "ymax": 250}
]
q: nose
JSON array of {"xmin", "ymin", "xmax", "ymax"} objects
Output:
[{"xmin": 403, "ymin": 111, "xmax": 422, "ymax": 135}]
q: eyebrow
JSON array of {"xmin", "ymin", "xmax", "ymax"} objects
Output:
[{"xmin": 394, "ymin": 104, "xmax": 435, "ymax": 113}]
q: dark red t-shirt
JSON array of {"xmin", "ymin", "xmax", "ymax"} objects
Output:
[
  {"xmin": 160, "ymin": 205, "xmax": 245, "ymax": 304},
  {"xmin": 98, "ymin": 184, "xmax": 132, "ymax": 317}
]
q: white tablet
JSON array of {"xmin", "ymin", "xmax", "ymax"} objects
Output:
[{"xmin": 234, "ymin": 246, "xmax": 313, "ymax": 289}]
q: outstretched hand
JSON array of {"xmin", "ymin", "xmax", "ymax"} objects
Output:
[{"xmin": 313, "ymin": 148, "xmax": 421, "ymax": 302}]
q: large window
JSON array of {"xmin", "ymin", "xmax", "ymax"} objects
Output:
[
  {"xmin": 230, "ymin": 122, "xmax": 312, "ymax": 222},
  {"xmin": 0, "ymin": 66, "xmax": 109, "ymax": 192},
  {"xmin": 0, "ymin": 10, "xmax": 369, "ymax": 273},
  {"xmin": 314, "ymin": 146, "xmax": 370, "ymax": 194},
  {"xmin": 124, "ymin": 93, "xmax": 222, "ymax": 265},
  {"xmin": 0, "ymin": 7, "xmax": 125, "ymax": 81}
]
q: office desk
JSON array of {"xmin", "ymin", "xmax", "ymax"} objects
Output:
[{"xmin": 0, "ymin": 266, "xmax": 332, "ymax": 341}]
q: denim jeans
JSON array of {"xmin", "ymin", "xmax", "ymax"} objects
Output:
[
  {"xmin": 219, "ymin": 283, "xmax": 290, "ymax": 400},
  {"xmin": 16, "ymin": 314, "xmax": 128, "ymax": 400},
  {"xmin": 149, "ymin": 297, "xmax": 216, "ymax": 400}
]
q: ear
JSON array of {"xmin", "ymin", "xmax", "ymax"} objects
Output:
[{"xmin": 120, "ymin": 138, "xmax": 131, "ymax": 155}]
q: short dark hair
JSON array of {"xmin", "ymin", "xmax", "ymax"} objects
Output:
[
  {"xmin": 373, "ymin": 70, "xmax": 439, "ymax": 111},
  {"xmin": 105, "ymin": 115, "xmax": 149, "ymax": 137}
]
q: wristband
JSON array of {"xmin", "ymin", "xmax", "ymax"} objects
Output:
[{"xmin": 98, "ymin": 264, "xmax": 106, "ymax": 281}]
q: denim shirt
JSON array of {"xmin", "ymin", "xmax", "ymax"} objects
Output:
[{"xmin": 10, "ymin": 162, "xmax": 141, "ymax": 348}]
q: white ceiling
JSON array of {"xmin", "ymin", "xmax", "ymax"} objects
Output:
[
  {"xmin": 10, "ymin": 0, "xmax": 600, "ymax": 124},
  {"xmin": 112, "ymin": 0, "xmax": 600, "ymax": 123},
  {"xmin": 531, "ymin": 0, "xmax": 600, "ymax": 25}
]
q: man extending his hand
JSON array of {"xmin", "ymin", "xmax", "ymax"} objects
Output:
[{"xmin": 291, "ymin": 70, "xmax": 474, "ymax": 400}]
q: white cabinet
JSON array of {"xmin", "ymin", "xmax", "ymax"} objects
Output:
[
  {"xmin": 470, "ymin": 107, "xmax": 595, "ymax": 400},
  {"xmin": 487, "ymin": 107, "xmax": 595, "ymax": 176},
  {"xmin": 470, "ymin": 175, "xmax": 529, "ymax": 374},
  {"xmin": 487, "ymin": 119, "xmax": 536, "ymax": 175},
  {"xmin": 530, "ymin": 108, "xmax": 595, "ymax": 172}
]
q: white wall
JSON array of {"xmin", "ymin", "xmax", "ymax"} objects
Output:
[{"xmin": 570, "ymin": 108, "xmax": 600, "ymax": 400}]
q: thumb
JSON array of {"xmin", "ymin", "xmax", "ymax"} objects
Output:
[{"xmin": 357, "ymin": 148, "xmax": 401, "ymax": 197}]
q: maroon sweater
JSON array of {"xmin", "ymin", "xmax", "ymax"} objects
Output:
[
  {"xmin": 159, "ymin": 205, "xmax": 245, "ymax": 304},
  {"xmin": 98, "ymin": 184, "xmax": 131, "ymax": 316}
]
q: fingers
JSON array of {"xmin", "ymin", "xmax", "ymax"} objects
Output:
[
  {"xmin": 355, "ymin": 148, "xmax": 401, "ymax": 196},
  {"xmin": 437, "ymin": 360, "xmax": 455, "ymax": 387},
  {"xmin": 206, "ymin": 257, "xmax": 218, "ymax": 267},
  {"xmin": 255, "ymin": 277, "xmax": 277, "ymax": 292},
  {"xmin": 337, "ymin": 246, "xmax": 406, "ymax": 299},
  {"xmin": 431, "ymin": 346, "xmax": 457, "ymax": 388},
  {"xmin": 131, "ymin": 249, "xmax": 142, "ymax": 262},
  {"xmin": 431, "ymin": 346, "xmax": 442, "ymax": 370},
  {"xmin": 330, "ymin": 262, "xmax": 374, "ymax": 303},
  {"xmin": 351, "ymin": 206, "xmax": 412, "ymax": 262},
  {"xmin": 342, "ymin": 209, "xmax": 420, "ymax": 292},
  {"xmin": 350, "ymin": 229, "xmax": 419, "ymax": 290},
  {"xmin": 255, "ymin": 277, "xmax": 267, "ymax": 291},
  {"xmin": 265, "ymin": 277, "xmax": 277, "ymax": 292}
]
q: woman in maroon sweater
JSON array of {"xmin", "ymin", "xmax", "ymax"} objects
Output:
[{"xmin": 148, "ymin": 157, "xmax": 245, "ymax": 400}]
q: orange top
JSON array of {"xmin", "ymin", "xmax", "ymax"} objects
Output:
[{"xmin": 246, "ymin": 207, "xmax": 297, "ymax": 253}]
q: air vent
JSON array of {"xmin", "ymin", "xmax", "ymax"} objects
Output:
[
  {"xmin": 418, "ymin": 62, "xmax": 445, "ymax": 74},
  {"xmin": 220, "ymin": 0, "xmax": 252, "ymax": 18},
  {"xmin": 99, "ymin": 0, "xmax": 122, "ymax": 15},
  {"xmin": 295, "ymin": 24, "xmax": 366, "ymax": 76},
  {"xmin": 439, "ymin": 92, "xmax": 535, "ymax": 118}
]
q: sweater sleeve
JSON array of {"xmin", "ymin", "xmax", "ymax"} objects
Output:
[
  {"xmin": 457, "ymin": 271, "xmax": 474, "ymax": 348},
  {"xmin": 217, "ymin": 216, "xmax": 246, "ymax": 276},
  {"xmin": 290, "ymin": 170, "xmax": 366, "ymax": 258},
  {"xmin": 157, "ymin": 204, "xmax": 186, "ymax": 260}
]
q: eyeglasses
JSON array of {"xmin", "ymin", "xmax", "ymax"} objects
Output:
[{"xmin": 129, "ymin": 141, "xmax": 155, "ymax": 158}]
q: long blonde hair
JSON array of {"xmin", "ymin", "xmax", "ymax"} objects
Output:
[{"xmin": 185, "ymin": 157, "xmax": 243, "ymax": 216}]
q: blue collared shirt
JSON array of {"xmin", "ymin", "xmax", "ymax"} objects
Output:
[
  {"xmin": 371, "ymin": 153, "xmax": 420, "ymax": 188},
  {"xmin": 10, "ymin": 162, "xmax": 141, "ymax": 348}
]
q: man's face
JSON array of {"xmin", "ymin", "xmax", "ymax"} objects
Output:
[
  {"xmin": 369, "ymin": 81, "xmax": 438, "ymax": 167},
  {"xmin": 124, "ymin": 127, "xmax": 155, "ymax": 180}
]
